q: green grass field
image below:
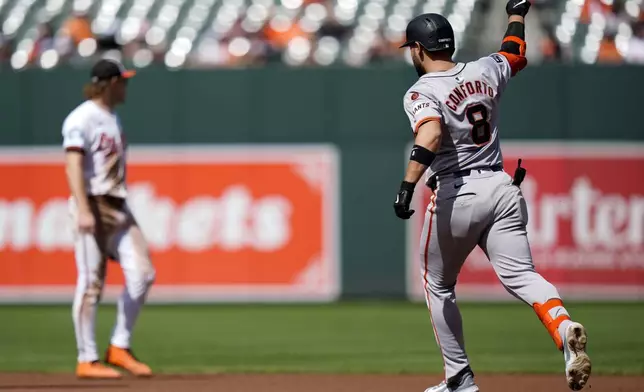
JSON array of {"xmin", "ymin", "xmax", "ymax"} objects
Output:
[{"xmin": 0, "ymin": 302, "xmax": 641, "ymax": 375}]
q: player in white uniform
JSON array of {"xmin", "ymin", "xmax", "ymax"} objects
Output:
[
  {"xmin": 63, "ymin": 59, "xmax": 155, "ymax": 379},
  {"xmin": 392, "ymin": 3, "xmax": 592, "ymax": 391}
]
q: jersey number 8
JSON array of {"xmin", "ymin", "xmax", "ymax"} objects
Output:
[{"xmin": 466, "ymin": 103, "xmax": 491, "ymax": 145}]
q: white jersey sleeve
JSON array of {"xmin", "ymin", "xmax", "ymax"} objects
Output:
[
  {"xmin": 403, "ymin": 90, "xmax": 443, "ymax": 134},
  {"xmin": 476, "ymin": 53, "xmax": 513, "ymax": 93},
  {"xmin": 62, "ymin": 111, "xmax": 90, "ymax": 152}
]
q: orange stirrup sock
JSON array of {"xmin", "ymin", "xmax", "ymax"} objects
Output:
[{"xmin": 533, "ymin": 299, "xmax": 571, "ymax": 351}]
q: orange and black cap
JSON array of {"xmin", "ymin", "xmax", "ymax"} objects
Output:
[{"xmin": 90, "ymin": 59, "xmax": 136, "ymax": 83}]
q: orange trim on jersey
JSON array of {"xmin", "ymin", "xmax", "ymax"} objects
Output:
[
  {"xmin": 65, "ymin": 147, "xmax": 85, "ymax": 154},
  {"xmin": 423, "ymin": 192, "xmax": 446, "ymax": 381},
  {"xmin": 498, "ymin": 51, "xmax": 528, "ymax": 77},
  {"xmin": 502, "ymin": 36, "xmax": 527, "ymax": 56},
  {"xmin": 533, "ymin": 299, "xmax": 571, "ymax": 351},
  {"xmin": 414, "ymin": 117, "xmax": 442, "ymax": 134}
]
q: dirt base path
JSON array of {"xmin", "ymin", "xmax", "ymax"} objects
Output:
[{"xmin": 0, "ymin": 373, "xmax": 640, "ymax": 392}]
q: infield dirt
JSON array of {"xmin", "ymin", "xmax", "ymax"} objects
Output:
[{"xmin": 0, "ymin": 373, "xmax": 641, "ymax": 392}]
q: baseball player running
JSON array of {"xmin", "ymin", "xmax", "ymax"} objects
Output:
[
  {"xmin": 63, "ymin": 59, "xmax": 155, "ymax": 379},
  {"xmin": 393, "ymin": 2, "xmax": 591, "ymax": 391}
]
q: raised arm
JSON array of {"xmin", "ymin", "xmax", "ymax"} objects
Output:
[{"xmin": 499, "ymin": 0, "xmax": 531, "ymax": 76}]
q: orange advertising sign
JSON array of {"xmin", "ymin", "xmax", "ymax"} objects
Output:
[
  {"xmin": 0, "ymin": 146, "xmax": 339, "ymax": 302},
  {"xmin": 407, "ymin": 142, "xmax": 644, "ymax": 301}
]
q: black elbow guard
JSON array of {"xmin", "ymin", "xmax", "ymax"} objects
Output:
[
  {"xmin": 501, "ymin": 22, "xmax": 526, "ymax": 55},
  {"xmin": 500, "ymin": 40, "xmax": 522, "ymax": 55},
  {"xmin": 410, "ymin": 145, "xmax": 436, "ymax": 166}
]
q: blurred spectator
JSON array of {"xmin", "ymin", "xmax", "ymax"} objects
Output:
[
  {"xmin": 0, "ymin": 33, "xmax": 13, "ymax": 63},
  {"xmin": 189, "ymin": 32, "xmax": 227, "ymax": 67},
  {"xmin": 540, "ymin": 33, "xmax": 562, "ymax": 62},
  {"xmin": 122, "ymin": 37, "xmax": 147, "ymax": 62},
  {"xmin": 96, "ymin": 30, "xmax": 121, "ymax": 53},
  {"xmin": 61, "ymin": 11, "xmax": 94, "ymax": 47},
  {"xmin": 119, "ymin": 20, "xmax": 156, "ymax": 65},
  {"xmin": 598, "ymin": 34, "xmax": 623, "ymax": 63},
  {"xmin": 531, "ymin": 0, "xmax": 558, "ymax": 26},
  {"xmin": 581, "ymin": 0, "xmax": 613, "ymax": 24},
  {"xmin": 264, "ymin": 15, "xmax": 309, "ymax": 50},
  {"xmin": 318, "ymin": 19, "xmax": 350, "ymax": 41},
  {"xmin": 28, "ymin": 23, "xmax": 56, "ymax": 64},
  {"xmin": 260, "ymin": 13, "xmax": 310, "ymax": 66},
  {"xmin": 626, "ymin": 21, "xmax": 644, "ymax": 64},
  {"xmin": 319, "ymin": 2, "xmax": 350, "ymax": 41},
  {"xmin": 370, "ymin": 32, "xmax": 403, "ymax": 64}
]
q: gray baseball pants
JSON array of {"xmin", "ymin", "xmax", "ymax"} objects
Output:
[{"xmin": 418, "ymin": 169, "xmax": 565, "ymax": 380}]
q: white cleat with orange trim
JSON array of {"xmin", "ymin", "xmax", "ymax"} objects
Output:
[{"xmin": 563, "ymin": 322, "xmax": 592, "ymax": 390}]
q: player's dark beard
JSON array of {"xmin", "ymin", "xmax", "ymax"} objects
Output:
[{"xmin": 412, "ymin": 55, "xmax": 426, "ymax": 77}]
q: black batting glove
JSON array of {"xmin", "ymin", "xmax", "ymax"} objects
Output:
[
  {"xmin": 506, "ymin": 0, "xmax": 531, "ymax": 17},
  {"xmin": 394, "ymin": 181, "xmax": 416, "ymax": 220}
]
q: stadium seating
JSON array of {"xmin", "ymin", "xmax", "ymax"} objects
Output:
[
  {"xmin": 0, "ymin": 0, "xmax": 484, "ymax": 68},
  {"xmin": 552, "ymin": 0, "xmax": 644, "ymax": 64},
  {"xmin": 3, "ymin": 0, "xmax": 641, "ymax": 68}
]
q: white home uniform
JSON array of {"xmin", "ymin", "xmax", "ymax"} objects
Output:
[
  {"xmin": 403, "ymin": 54, "xmax": 570, "ymax": 380},
  {"xmin": 62, "ymin": 100, "xmax": 155, "ymax": 363}
]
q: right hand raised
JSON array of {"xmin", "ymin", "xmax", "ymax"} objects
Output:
[
  {"xmin": 77, "ymin": 209, "xmax": 96, "ymax": 234},
  {"xmin": 506, "ymin": 0, "xmax": 531, "ymax": 17}
]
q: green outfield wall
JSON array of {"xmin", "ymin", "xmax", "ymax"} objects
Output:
[{"xmin": 1, "ymin": 65, "xmax": 643, "ymax": 300}]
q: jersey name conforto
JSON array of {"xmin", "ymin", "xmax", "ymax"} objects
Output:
[{"xmin": 446, "ymin": 80, "xmax": 496, "ymax": 111}]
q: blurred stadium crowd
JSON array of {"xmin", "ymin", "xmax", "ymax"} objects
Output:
[
  {"xmin": 0, "ymin": 0, "xmax": 642, "ymax": 69},
  {"xmin": 538, "ymin": 0, "xmax": 644, "ymax": 63}
]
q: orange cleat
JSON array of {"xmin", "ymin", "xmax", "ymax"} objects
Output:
[
  {"xmin": 76, "ymin": 361, "xmax": 122, "ymax": 379},
  {"xmin": 105, "ymin": 345, "xmax": 152, "ymax": 377}
]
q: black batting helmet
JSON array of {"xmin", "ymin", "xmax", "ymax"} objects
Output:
[{"xmin": 400, "ymin": 13, "xmax": 455, "ymax": 52}]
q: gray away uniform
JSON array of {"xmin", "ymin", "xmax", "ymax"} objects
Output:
[{"xmin": 404, "ymin": 54, "xmax": 563, "ymax": 380}]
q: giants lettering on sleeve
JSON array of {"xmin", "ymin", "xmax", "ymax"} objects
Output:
[
  {"xmin": 445, "ymin": 80, "xmax": 495, "ymax": 111},
  {"xmin": 412, "ymin": 102, "xmax": 432, "ymax": 115}
]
